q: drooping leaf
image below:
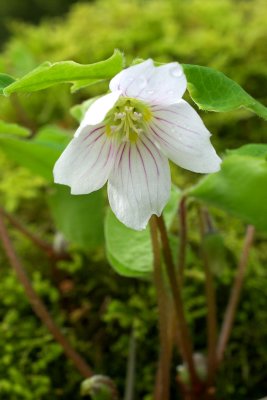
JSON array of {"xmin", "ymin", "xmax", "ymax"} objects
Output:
[
  {"xmin": 226, "ymin": 143, "xmax": 267, "ymax": 158},
  {"xmin": 183, "ymin": 64, "xmax": 267, "ymax": 120},
  {"xmin": 0, "ymin": 73, "xmax": 15, "ymax": 95},
  {"xmin": 188, "ymin": 144, "xmax": 267, "ymax": 232},
  {"xmin": 70, "ymin": 98, "xmax": 98, "ymax": 122},
  {"xmin": 105, "ymin": 185, "xmax": 181, "ymax": 278},
  {"xmin": 4, "ymin": 50, "xmax": 124, "ymax": 95},
  {"xmin": 48, "ymin": 185, "xmax": 104, "ymax": 251},
  {"xmin": 0, "ymin": 125, "xmax": 71, "ymax": 181},
  {"xmin": 0, "ymin": 120, "xmax": 30, "ymax": 137},
  {"xmin": 70, "ymin": 78, "xmax": 102, "ymax": 93}
]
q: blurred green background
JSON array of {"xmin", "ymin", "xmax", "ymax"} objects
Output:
[{"xmin": 0, "ymin": 0, "xmax": 267, "ymax": 399}]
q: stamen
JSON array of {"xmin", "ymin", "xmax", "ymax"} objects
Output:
[
  {"xmin": 105, "ymin": 97, "xmax": 151, "ymax": 143},
  {"xmin": 133, "ymin": 112, "xmax": 142, "ymax": 120}
]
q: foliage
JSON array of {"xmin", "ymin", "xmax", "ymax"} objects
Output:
[{"xmin": 0, "ymin": 0, "xmax": 267, "ymax": 399}]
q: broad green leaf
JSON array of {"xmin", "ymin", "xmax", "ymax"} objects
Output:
[
  {"xmin": 0, "ymin": 126, "xmax": 71, "ymax": 180},
  {"xmin": 0, "ymin": 73, "xmax": 15, "ymax": 95},
  {"xmin": 182, "ymin": 64, "xmax": 267, "ymax": 120},
  {"xmin": 227, "ymin": 143, "xmax": 267, "ymax": 158},
  {"xmin": 70, "ymin": 98, "xmax": 98, "ymax": 122},
  {"xmin": 0, "ymin": 120, "xmax": 30, "ymax": 137},
  {"xmin": 4, "ymin": 50, "xmax": 124, "ymax": 95},
  {"xmin": 105, "ymin": 185, "xmax": 181, "ymax": 278},
  {"xmin": 189, "ymin": 145, "xmax": 267, "ymax": 232},
  {"xmin": 48, "ymin": 185, "xmax": 104, "ymax": 251},
  {"xmin": 70, "ymin": 78, "xmax": 101, "ymax": 93}
]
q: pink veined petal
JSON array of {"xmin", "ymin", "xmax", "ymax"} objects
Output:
[
  {"xmin": 149, "ymin": 100, "xmax": 222, "ymax": 173},
  {"xmin": 107, "ymin": 136, "xmax": 171, "ymax": 230},
  {"xmin": 54, "ymin": 124, "xmax": 116, "ymax": 194},
  {"xmin": 74, "ymin": 90, "xmax": 121, "ymax": 138},
  {"xmin": 110, "ymin": 60, "xmax": 186, "ymax": 106},
  {"xmin": 109, "ymin": 59, "xmax": 154, "ymax": 96}
]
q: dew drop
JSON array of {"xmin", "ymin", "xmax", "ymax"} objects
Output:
[
  {"xmin": 167, "ymin": 90, "xmax": 174, "ymax": 95},
  {"xmin": 170, "ymin": 66, "xmax": 183, "ymax": 78},
  {"xmin": 146, "ymin": 89, "xmax": 154, "ymax": 95},
  {"xmin": 137, "ymin": 75, "xmax": 147, "ymax": 89},
  {"xmin": 125, "ymin": 77, "xmax": 134, "ymax": 84}
]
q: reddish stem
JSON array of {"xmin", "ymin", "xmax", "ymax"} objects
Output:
[
  {"xmin": 0, "ymin": 209, "xmax": 93, "ymax": 378},
  {"xmin": 156, "ymin": 215, "xmax": 200, "ymax": 395},
  {"xmin": 178, "ymin": 196, "xmax": 188, "ymax": 285},
  {"xmin": 216, "ymin": 225, "xmax": 255, "ymax": 366},
  {"xmin": 1, "ymin": 208, "xmax": 70, "ymax": 261},
  {"xmin": 150, "ymin": 216, "xmax": 172, "ymax": 400}
]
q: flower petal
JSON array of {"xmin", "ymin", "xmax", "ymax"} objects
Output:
[
  {"xmin": 149, "ymin": 100, "xmax": 221, "ymax": 173},
  {"xmin": 54, "ymin": 124, "xmax": 115, "ymax": 194},
  {"xmin": 107, "ymin": 136, "xmax": 171, "ymax": 230},
  {"xmin": 74, "ymin": 90, "xmax": 121, "ymax": 137},
  {"xmin": 110, "ymin": 60, "xmax": 186, "ymax": 106}
]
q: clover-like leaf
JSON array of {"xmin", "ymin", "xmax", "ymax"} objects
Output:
[
  {"xmin": 183, "ymin": 64, "xmax": 267, "ymax": 120},
  {"xmin": 4, "ymin": 50, "xmax": 124, "ymax": 95}
]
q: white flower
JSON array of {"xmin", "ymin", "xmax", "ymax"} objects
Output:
[{"xmin": 54, "ymin": 59, "xmax": 221, "ymax": 230}]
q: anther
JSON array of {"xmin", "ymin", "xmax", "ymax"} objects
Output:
[
  {"xmin": 114, "ymin": 112, "xmax": 125, "ymax": 120},
  {"xmin": 124, "ymin": 106, "xmax": 133, "ymax": 112},
  {"xmin": 133, "ymin": 112, "xmax": 142, "ymax": 120}
]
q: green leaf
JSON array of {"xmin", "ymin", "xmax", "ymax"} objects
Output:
[
  {"xmin": 226, "ymin": 143, "xmax": 267, "ymax": 158},
  {"xmin": 0, "ymin": 73, "xmax": 15, "ymax": 95},
  {"xmin": 48, "ymin": 185, "xmax": 104, "ymax": 251},
  {"xmin": 0, "ymin": 126, "xmax": 71, "ymax": 180},
  {"xmin": 70, "ymin": 78, "xmax": 102, "ymax": 93},
  {"xmin": 188, "ymin": 144, "xmax": 267, "ymax": 232},
  {"xmin": 0, "ymin": 120, "xmax": 30, "ymax": 137},
  {"xmin": 70, "ymin": 98, "xmax": 98, "ymax": 122},
  {"xmin": 105, "ymin": 185, "xmax": 181, "ymax": 278},
  {"xmin": 182, "ymin": 64, "xmax": 267, "ymax": 120},
  {"xmin": 4, "ymin": 50, "xmax": 124, "ymax": 95}
]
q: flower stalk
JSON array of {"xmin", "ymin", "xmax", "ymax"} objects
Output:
[
  {"xmin": 155, "ymin": 215, "xmax": 200, "ymax": 394},
  {"xmin": 150, "ymin": 216, "xmax": 173, "ymax": 400},
  {"xmin": 0, "ymin": 208, "xmax": 93, "ymax": 379},
  {"xmin": 216, "ymin": 225, "xmax": 255, "ymax": 366},
  {"xmin": 178, "ymin": 196, "xmax": 188, "ymax": 285},
  {"xmin": 198, "ymin": 208, "xmax": 218, "ymax": 388}
]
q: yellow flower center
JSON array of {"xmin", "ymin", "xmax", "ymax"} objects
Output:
[{"xmin": 105, "ymin": 97, "xmax": 152, "ymax": 143}]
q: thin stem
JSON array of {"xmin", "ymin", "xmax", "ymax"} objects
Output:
[
  {"xmin": 178, "ymin": 196, "xmax": 188, "ymax": 286},
  {"xmin": 124, "ymin": 328, "xmax": 137, "ymax": 400},
  {"xmin": 216, "ymin": 225, "xmax": 255, "ymax": 366},
  {"xmin": 150, "ymin": 216, "xmax": 172, "ymax": 400},
  {"xmin": 10, "ymin": 94, "xmax": 37, "ymax": 134},
  {"xmin": 198, "ymin": 208, "xmax": 217, "ymax": 387},
  {"xmin": 0, "ymin": 209, "xmax": 93, "ymax": 378},
  {"xmin": 1, "ymin": 208, "xmax": 70, "ymax": 261},
  {"xmin": 155, "ymin": 215, "xmax": 199, "ymax": 391}
]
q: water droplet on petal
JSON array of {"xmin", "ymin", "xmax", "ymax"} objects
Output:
[
  {"xmin": 167, "ymin": 90, "xmax": 174, "ymax": 95},
  {"xmin": 170, "ymin": 66, "xmax": 183, "ymax": 78},
  {"xmin": 146, "ymin": 90, "xmax": 154, "ymax": 95},
  {"xmin": 125, "ymin": 77, "xmax": 134, "ymax": 84},
  {"xmin": 137, "ymin": 76, "xmax": 147, "ymax": 89}
]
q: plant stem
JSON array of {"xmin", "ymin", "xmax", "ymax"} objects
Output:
[
  {"xmin": 155, "ymin": 215, "xmax": 199, "ymax": 393},
  {"xmin": 1, "ymin": 207, "xmax": 70, "ymax": 261},
  {"xmin": 10, "ymin": 94, "xmax": 37, "ymax": 134},
  {"xmin": 216, "ymin": 225, "xmax": 255, "ymax": 366},
  {"xmin": 124, "ymin": 328, "xmax": 137, "ymax": 400},
  {"xmin": 178, "ymin": 196, "xmax": 188, "ymax": 286},
  {"xmin": 0, "ymin": 209, "xmax": 93, "ymax": 378},
  {"xmin": 198, "ymin": 209, "xmax": 217, "ymax": 387},
  {"xmin": 150, "ymin": 216, "xmax": 172, "ymax": 400}
]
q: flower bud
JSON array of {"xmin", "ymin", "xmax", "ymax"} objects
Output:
[{"xmin": 81, "ymin": 375, "xmax": 118, "ymax": 400}]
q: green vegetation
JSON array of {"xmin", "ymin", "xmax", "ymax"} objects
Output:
[{"xmin": 0, "ymin": 0, "xmax": 267, "ymax": 398}]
